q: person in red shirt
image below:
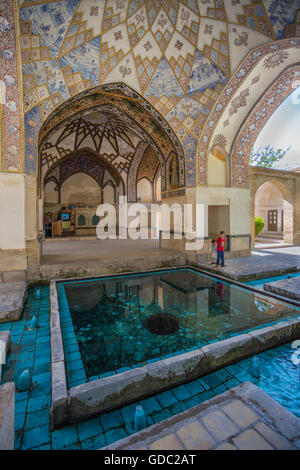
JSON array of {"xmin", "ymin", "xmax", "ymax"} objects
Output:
[{"xmin": 216, "ymin": 231, "xmax": 226, "ymax": 267}]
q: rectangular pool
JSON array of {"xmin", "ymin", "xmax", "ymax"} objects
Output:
[{"xmin": 59, "ymin": 268, "xmax": 300, "ymax": 379}]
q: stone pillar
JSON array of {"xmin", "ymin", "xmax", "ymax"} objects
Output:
[
  {"xmin": 0, "ymin": 173, "xmax": 26, "ymax": 281},
  {"xmin": 250, "ymin": 187, "xmax": 256, "ymax": 249},
  {"xmin": 283, "ymin": 199, "xmax": 294, "ymax": 244},
  {"xmin": 25, "ymin": 176, "xmax": 40, "ymax": 280}
]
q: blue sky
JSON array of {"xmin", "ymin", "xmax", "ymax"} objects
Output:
[{"xmin": 252, "ymin": 86, "xmax": 300, "ymax": 170}]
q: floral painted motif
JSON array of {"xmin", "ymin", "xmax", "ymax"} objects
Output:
[
  {"xmin": 229, "ymin": 88, "xmax": 250, "ymax": 115},
  {"xmin": 143, "ymin": 41, "xmax": 152, "ymax": 51},
  {"xmin": 204, "ymin": 24, "xmax": 213, "ymax": 34},
  {"xmin": 114, "ymin": 30, "xmax": 123, "ymax": 40},
  {"xmin": 263, "ymin": 50, "xmax": 289, "ymax": 69}
]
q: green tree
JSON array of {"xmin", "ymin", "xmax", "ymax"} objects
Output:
[
  {"xmin": 250, "ymin": 145, "xmax": 291, "ymax": 168},
  {"xmin": 255, "ymin": 216, "xmax": 265, "ymax": 237}
]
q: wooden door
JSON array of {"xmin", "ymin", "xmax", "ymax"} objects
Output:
[{"xmin": 268, "ymin": 210, "xmax": 278, "ymax": 232}]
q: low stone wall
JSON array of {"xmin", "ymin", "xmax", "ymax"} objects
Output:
[
  {"xmin": 50, "ymin": 280, "xmax": 68, "ymax": 428},
  {"xmin": 50, "ymin": 272, "xmax": 300, "ymax": 427},
  {"xmin": 0, "ymin": 382, "xmax": 15, "ymax": 450},
  {"xmin": 264, "ymin": 278, "xmax": 300, "ymax": 301},
  {"xmin": 67, "ymin": 318, "xmax": 300, "ymax": 423},
  {"xmin": 41, "ymin": 253, "xmax": 186, "ymax": 280}
]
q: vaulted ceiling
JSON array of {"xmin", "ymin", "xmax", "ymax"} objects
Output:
[{"xmin": 2, "ymin": 0, "xmax": 300, "ymax": 181}]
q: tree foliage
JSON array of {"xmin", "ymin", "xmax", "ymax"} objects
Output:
[
  {"xmin": 250, "ymin": 145, "xmax": 291, "ymax": 168},
  {"xmin": 255, "ymin": 216, "xmax": 265, "ymax": 237}
]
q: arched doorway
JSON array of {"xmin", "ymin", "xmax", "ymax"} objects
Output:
[
  {"xmin": 253, "ymin": 178, "xmax": 294, "ymax": 245},
  {"xmin": 37, "ymin": 84, "xmax": 184, "ymax": 265}
]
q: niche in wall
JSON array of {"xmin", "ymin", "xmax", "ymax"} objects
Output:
[
  {"xmin": 208, "ymin": 205, "xmax": 230, "ymax": 244},
  {"xmin": 207, "ymin": 146, "xmax": 229, "ymax": 187},
  {"xmin": 60, "ymin": 173, "xmax": 101, "ymax": 205}
]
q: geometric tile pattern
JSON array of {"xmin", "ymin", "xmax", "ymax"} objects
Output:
[{"xmin": 1, "ymin": 0, "xmax": 300, "ymax": 183}]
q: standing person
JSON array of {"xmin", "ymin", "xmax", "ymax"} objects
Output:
[
  {"xmin": 211, "ymin": 239, "xmax": 217, "ymax": 264},
  {"xmin": 43, "ymin": 212, "xmax": 52, "ymax": 238},
  {"xmin": 216, "ymin": 230, "xmax": 226, "ymax": 267}
]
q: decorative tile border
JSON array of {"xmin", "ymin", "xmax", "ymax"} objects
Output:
[
  {"xmin": 198, "ymin": 38, "xmax": 300, "ymax": 186},
  {"xmin": 50, "ymin": 280, "xmax": 67, "ymax": 428},
  {"xmin": 231, "ymin": 65, "xmax": 300, "ymax": 187},
  {"xmin": 0, "ymin": 0, "xmax": 23, "ymax": 172}
]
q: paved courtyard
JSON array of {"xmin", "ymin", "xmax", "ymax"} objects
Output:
[
  {"xmin": 265, "ymin": 277, "xmax": 300, "ymax": 301},
  {"xmin": 199, "ymin": 246, "xmax": 300, "ymax": 281},
  {"xmin": 106, "ymin": 382, "xmax": 300, "ymax": 451}
]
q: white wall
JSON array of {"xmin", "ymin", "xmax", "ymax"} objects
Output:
[
  {"xmin": 103, "ymin": 184, "xmax": 115, "ymax": 204},
  {"xmin": 137, "ymin": 178, "xmax": 153, "ymax": 202},
  {"xmin": 207, "ymin": 152, "xmax": 227, "ymax": 187},
  {"xmin": 0, "ymin": 173, "xmax": 25, "ymax": 249},
  {"xmin": 45, "ymin": 180, "xmax": 59, "ymax": 204},
  {"xmin": 196, "ymin": 186, "xmax": 250, "ymax": 237},
  {"xmin": 60, "ymin": 173, "xmax": 101, "ymax": 205}
]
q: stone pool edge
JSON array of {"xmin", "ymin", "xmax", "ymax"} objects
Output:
[
  {"xmin": 50, "ymin": 280, "xmax": 68, "ymax": 428},
  {"xmin": 50, "ymin": 279, "xmax": 300, "ymax": 427}
]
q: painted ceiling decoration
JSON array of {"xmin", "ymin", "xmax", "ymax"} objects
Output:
[
  {"xmin": 1, "ymin": 0, "xmax": 300, "ymax": 187},
  {"xmin": 200, "ymin": 38, "xmax": 300, "ymax": 186},
  {"xmin": 38, "ymin": 84, "xmax": 186, "ymax": 190},
  {"xmin": 44, "ymin": 153, "xmax": 118, "ymax": 190}
]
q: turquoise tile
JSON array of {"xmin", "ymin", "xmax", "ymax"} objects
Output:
[
  {"xmin": 52, "ymin": 426, "xmax": 79, "ymax": 450},
  {"xmin": 100, "ymin": 409, "xmax": 124, "ymax": 431},
  {"xmin": 168, "ymin": 401, "xmax": 186, "ymax": 416},
  {"xmin": 77, "ymin": 418, "xmax": 103, "ymax": 441},
  {"xmin": 25, "ymin": 409, "xmax": 50, "ymax": 430},
  {"xmin": 152, "ymin": 408, "xmax": 171, "ymax": 423},
  {"xmin": 80, "ymin": 433, "xmax": 106, "ymax": 450},
  {"xmin": 139, "ymin": 396, "xmax": 161, "ymax": 416},
  {"xmin": 120, "ymin": 403, "xmax": 138, "ymax": 423},
  {"xmin": 185, "ymin": 380, "xmax": 204, "ymax": 396},
  {"xmin": 156, "ymin": 390, "xmax": 177, "ymax": 408},
  {"xmin": 104, "ymin": 428, "xmax": 127, "ymax": 446},
  {"xmin": 15, "ymin": 412, "xmax": 26, "ymax": 431},
  {"xmin": 170, "ymin": 384, "xmax": 192, "ymax": 402},
  {"xmin": 22, "ymin": 424, "xmax": 50, "ymax": 450}
]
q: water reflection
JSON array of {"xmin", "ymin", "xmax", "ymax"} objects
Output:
[{"xmin": 63, "ymin": 269, "xmax": 298, "ymax": 377}]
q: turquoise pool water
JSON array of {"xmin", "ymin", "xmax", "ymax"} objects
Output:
[
  {"xmin": 60, "ymin": 268, "xmax": 300, "ymax": 381},
  {"xmin": 245, "ymin": 271, "xmax": 300, "ymax": 290},
  {"xmin": 0, "ymin": 286, "xmax": 299, "ymax": 450}
]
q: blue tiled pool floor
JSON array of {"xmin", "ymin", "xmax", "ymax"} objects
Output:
[{"xmin": 1, "ymin": 286, "xmax": 299, "ymax": 450}]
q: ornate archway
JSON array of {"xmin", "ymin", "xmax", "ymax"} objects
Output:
[
  {"xmin": 38, "ymin": 83, "xmax": 185, "ymax": 192},
  {"xmin": 196, "ymin": 38, "xmax": 300, "ymax": 186}
]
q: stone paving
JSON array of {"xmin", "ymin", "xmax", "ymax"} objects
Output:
[
  {"xmin": 0, "ymin": 282, "xmax": 26, "ymax": 323},
  {"xmin": 0, "ymin": 285, "xmax": 299, "ymax": 450},
  {"xmin": 199, "ymin": 247, "xmax": 300, "ymax": 281},
  {"xmin": 264, "ymin": 278, "xmax": 300, "ymax": 301},
  {"xmin": 106, "ymin": 382, "xmax": 300, "ymax": 450}
]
